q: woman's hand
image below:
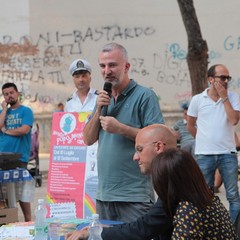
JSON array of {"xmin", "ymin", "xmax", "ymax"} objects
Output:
[{"xmin": 65, "ymin": 227, "xmax": 89, "ymax": 240}]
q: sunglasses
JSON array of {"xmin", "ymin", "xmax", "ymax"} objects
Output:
[{"xmin": 213, "ymin": 75, "xmax": 232, "ymax": 82}]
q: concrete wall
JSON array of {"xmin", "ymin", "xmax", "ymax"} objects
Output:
[{"xmin": 1, "ymin": 0, "xmax": 240, "ymax": 113}]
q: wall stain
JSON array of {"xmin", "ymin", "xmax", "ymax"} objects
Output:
[{"xmin": 0, "ymin": 38, "xmax": 38, "ymax": 64}]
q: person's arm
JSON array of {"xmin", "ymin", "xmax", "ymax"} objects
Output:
[
  {"xmin": 65, "ymin": 226, "xmax": 89, "ymax": 240},
  {"xmin": 66, "ymin": 199, "xmax": 172, "ymax": 240},
  {"xmin": 187, "ymin": 116, "xmax": 197, "ymax": 138},
  {"xmin": 214, "ymin": 82, "xmax": 239, "ymax": 125},
  {"xmin": 0, "ymin": 100, "xmax": 8, "ymax": 128},
  {"xmin": 83, "ymin": 107, "xmax": 102, "ymax": 145},
  {"xmin": 102, "ymin": 198, "xmax": 172, "ymax": 240},
  {"xmin": 83, "ymin": 90, "xmax": 110, "ymax": 145},
  {"xmin": 1, "ymin": 106, "xmax": 33, "ymax": 136},
  {"xmin": 99, "ymin": 116, "xmax": 140, "ymax": 141},
  {"xmin": 234, "ymin": 132, "xmax": 240, "ymax": 152},
  {"xmin": 172, "ymin": 122, "xmax": 181, "ymax": 141},
  {"xmin": 222, "ymin": 98, "xmax": 239, "ymax": 125},
  {"xmin": 171, "ymin": 130, "xmax": 180, "ymax": 141},
  {"xmin": 2, "ymin": 125, "xmax": 31, "ymax": 136},
  {"xmin": 84, "ymin": 108, "xmax": 141, "ymax": 143},
  {"xmin": 98, "ymin": 87, "xmax": 164, "ymax": 141}
]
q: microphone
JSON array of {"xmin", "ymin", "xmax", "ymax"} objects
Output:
[{"xmin": 101, "ymin": 82, "xmax": 112, "ymax": 116}]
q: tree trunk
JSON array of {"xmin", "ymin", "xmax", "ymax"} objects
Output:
[{"xmin": 177, "ymin": 0, "xmax": 208, "ymax": 95}]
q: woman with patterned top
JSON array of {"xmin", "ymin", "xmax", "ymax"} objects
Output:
[{"xmin": 151, "ymin": 148, "xmax": 238, "ymax": 239}]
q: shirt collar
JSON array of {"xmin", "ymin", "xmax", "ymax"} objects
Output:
[
  {"xmin": 121, "ymin": 80, "xmax": 137, "ymax": 96},
  {"xmin": 72, "ymin": 88, "xmax": 96, "ymax": 98},
  {"xmin": 203, "ymin": 88, "xmax": 210, "ymax": 98}
]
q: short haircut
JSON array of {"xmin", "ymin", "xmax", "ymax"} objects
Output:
[
  {"xmin": 2, "ymin": 82, "xmax": 18, "ymax": 92},
  {"xmin": 207, "ymin": 64, "xmax": 223, "ymax": 77},
  {"xmin": 101, "ymin": 42, "xmax": 128, "ymax": 61},
  {"xmin": 58, "ymin": 102, "xmax": 64, "ymax": 107}
]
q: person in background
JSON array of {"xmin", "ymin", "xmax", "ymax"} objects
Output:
[
  {"xmin": 151, "ymin": 148, "xmax": 237, "ymax": 239},
  {"xmin": 83, "ymin": 43, "xmax": 164, "ymax": 223},
  {"xmin": 66, "ymin": 124, "xmax": 176, "ymax": 240},
  {"xmin": 235, "ymin": 132, "xmax": 240, "ymax": 151},
  {"xmin": 172, "ymin": 101, "xmax": 195, "ymax": 156},
  {"xmin": 0, "ymin": 82, "xmax": 34, "ymax": 221},
  {"xmin": 187, "ymin": 64, "xmax": 240, "ymax": 223},
  {"xmin": 214, "ymin": 168, "xmax": 222, "ymax": 193},
  {"xmin": 214, "ymin": 131, "xmax": 240, "ymax": 193},
  {"xmin": 65, "ymin": 58, "xmax": 97, "ymax": 112},
  {"xmin": 55, "ymin": 102, "xmax": 64, "ymax": 112},
  {"xmin": 172, "ymin": 101, "xmax": 224, "ymax": 195}
]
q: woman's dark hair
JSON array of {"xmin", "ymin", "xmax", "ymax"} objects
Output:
[{"xmin": 151, "ymin": 148, "xmax": 213, "ymax": 219}]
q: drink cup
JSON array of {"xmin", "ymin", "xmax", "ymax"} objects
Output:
[{"xmin": 48, "ymin": 223, "xmax": 62, "ymax": 240}]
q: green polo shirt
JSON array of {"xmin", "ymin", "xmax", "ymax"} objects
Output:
[{"xmin": 97, "ymin": 80, "xmax": 164, "ymax": 202}]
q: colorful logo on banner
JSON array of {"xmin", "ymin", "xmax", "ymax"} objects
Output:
[{"xmin": 46, "ymin": 112, "xmax": 98, "ymax": 219}]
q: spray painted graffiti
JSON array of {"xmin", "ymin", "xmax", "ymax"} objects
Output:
[
  {"xmin": 0, "ymin": 26, "xmax": 239, "ymax": 112},
  {"xmin": 36, "ymin": 26, "xmax": 156, "ymax": 45},
  {"xmin": 0, "ymin": 25, "xmax": 157, "ymax": 110},
  {"xmin": 223, "ymin": 35, "xmax": 240, "ymax": 51},
  {"xmin": 153, "ymin": 43, "xmax": 190, "ymax": 88},
  {"xmin": 130, "ymin": 58, "xmax": 150, "ymax": 77}
]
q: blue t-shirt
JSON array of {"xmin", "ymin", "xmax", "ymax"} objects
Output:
[{"xmin": 0, "ymin": 105, "xmax": 34, "ymax": 163}]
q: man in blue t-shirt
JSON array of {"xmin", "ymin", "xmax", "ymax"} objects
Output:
[{"xmin": 0, "ymin": 82, "xmax": 34, "ymax": 221}]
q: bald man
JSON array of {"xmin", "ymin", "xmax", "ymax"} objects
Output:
[
  {"xmin": 133, "ymin": 124, "xmax": 177, "ymax": 175},
  {"xmin": 66, "ymin": 124, "xmax": 177, "ymax": 240}
]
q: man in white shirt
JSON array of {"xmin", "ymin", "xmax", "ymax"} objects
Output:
[
  {"xmin": 65, "ymin": 59, "xmax": 97, "ymax": 112},
  {"xmin": 187, "ymin": 64, "xmax": 240, "ymax": 223}
]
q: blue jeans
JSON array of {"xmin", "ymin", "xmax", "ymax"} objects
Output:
[{"xmin": 196, "ymin": 154, "xmax": 240, "ymax": 223}]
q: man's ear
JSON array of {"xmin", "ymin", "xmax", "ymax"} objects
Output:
[
  {"xmin": 156, "ymin": 141, "xmax": 165, "ymax": 154},
  {"xmin": 125, "ymin": 62, "xmax": 130, "ymax": 72},
  {"xmin": 208, "ymin": 76, "xmax": 214, "ymax": 85}
]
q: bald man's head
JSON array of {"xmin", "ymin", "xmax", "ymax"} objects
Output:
[
  {"xmin": 137, "ymin": 124, "xmax": 177, "ymax": 148},
  {"xmin": 134, "ymin": 124, "xmax": 177, "ymax": 174}
]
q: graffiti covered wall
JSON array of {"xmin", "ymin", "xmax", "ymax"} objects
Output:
[
  {"xmin": 1, "ymin": 0, "xmax": 240, "ymax": 112},
  {"xmin": 0, "ymin": 0, "xmax": 240, "ymax": 151}
]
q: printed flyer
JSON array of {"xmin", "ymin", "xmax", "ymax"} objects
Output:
[{"xmin": 46, "ymin": 112, "xmax": 98, "ymax": 219}]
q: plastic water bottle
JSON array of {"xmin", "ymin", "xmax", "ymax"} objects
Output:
[
  {"xmin": 34, "ymin": 199, "xmax": 48, "ymax": 240},
  {"xmin": 88, "ymin": 214, "xmax": 103, "ymax": 240}
]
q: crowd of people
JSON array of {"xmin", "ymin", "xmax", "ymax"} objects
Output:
[
  {"xmin": 67, "ymin": 45, "xmax": 240, "ymax": 239},
  {"xmin": 1, "ymin": 42, "xmax": 240, "ymax": 239}
]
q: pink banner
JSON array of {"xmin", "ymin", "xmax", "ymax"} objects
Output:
[{"xmin": 46, "ymin": 112, "xmax": 98, "ymax": 219}]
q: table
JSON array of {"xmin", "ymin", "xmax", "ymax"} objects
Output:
[
  {"xmin": 0, "ymin": 168, "xmax": 34, "ymax": 207},
  {"xmin": 77, "ymin": 219, "xmax": 123, "ymax": 230},
  {"xmin": 0, "ymin": 218, "xmax": 123, "ymax": 239}
]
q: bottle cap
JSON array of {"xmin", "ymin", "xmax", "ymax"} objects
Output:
[
  {"xmin": 38, "ymin": 199, "xmax": 44, "ymax": 204},
  {"xmin": 92, "ymin": 213, "xmax": 99, "ymax": 219}
]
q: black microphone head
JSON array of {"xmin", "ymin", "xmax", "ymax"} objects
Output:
[{"xmin": 103, "ymin": 82, "xmax": 112, "ymax": 96}]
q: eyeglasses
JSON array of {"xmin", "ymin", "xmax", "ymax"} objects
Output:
[
  {"xmin": 213, "ymin": 75, "xmax": 232, "ymax": 82},
  {"xmin": 135, "ymin": 141, "xmax": 166, "ymax": 154}
]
